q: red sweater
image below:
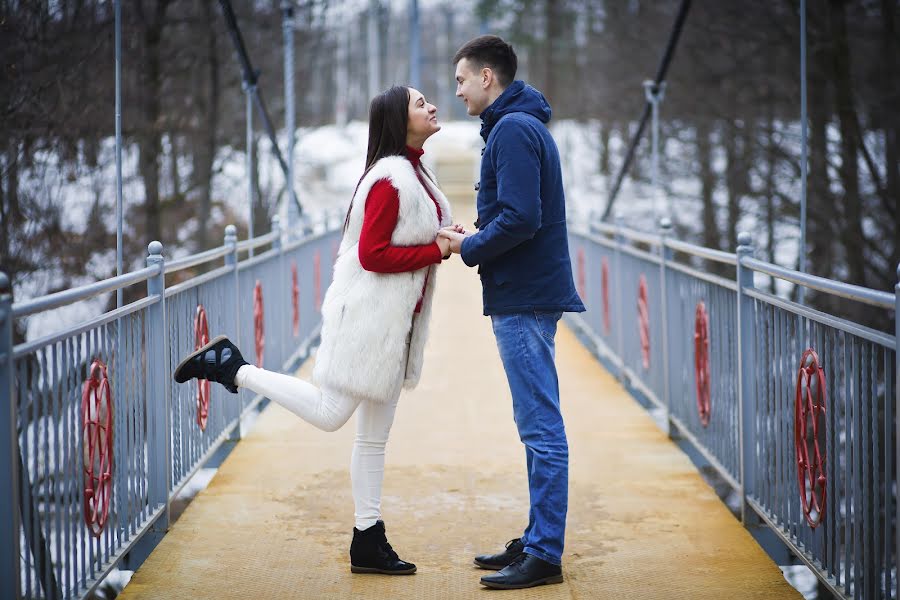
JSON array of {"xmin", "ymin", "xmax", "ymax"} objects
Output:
[{"xmin": 358, "ymin": 146, "xmax": 444, "ymax": 312}]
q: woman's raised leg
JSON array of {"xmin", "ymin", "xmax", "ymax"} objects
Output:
[{"xmin": 235, "ymin": 364, "xmax": 358, "ymax": 432}]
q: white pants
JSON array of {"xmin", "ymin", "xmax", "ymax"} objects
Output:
[{"xmin": 235, "ymin": 364, "xmax": 399, "ymax": 531}]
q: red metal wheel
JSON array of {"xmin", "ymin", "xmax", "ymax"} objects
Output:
[
  {"xmin": 637, "ymin": 275, "xmax": 650, "ymax": 369},
  {"xmin": 291, "ymin": 261, "xmax": 300, "ymax": 337},
  {"xmin": 601, "ymin": 257, "xmax": 611, "ymax": 335},
  {"xmin": 795, "ymin": 348, "xmax": 827, "ymax": 528},
  {"xmin": 193, "ymin": 305, "xmax": 210, "ymax": 431},
  {"xmin": 253, "ymin": 281, "xmax": 265, "ymax": 368},
  {"xmin": 82, "ymin": 359, "xmax": 113, "ymax": 538},
  {"xmin": 694, "ymin": 301, "xmax": 711, "ymax": 427}
]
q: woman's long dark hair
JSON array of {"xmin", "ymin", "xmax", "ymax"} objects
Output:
[{"xmin": 343, "ymin": 85, "xmax": 410, "ymax": 232}]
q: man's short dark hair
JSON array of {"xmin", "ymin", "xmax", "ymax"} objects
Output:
[{"xmin": 453, "ymin": 35, "xmax": 518, "ymax": 87}]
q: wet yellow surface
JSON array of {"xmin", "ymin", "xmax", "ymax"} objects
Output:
[{"xmin": 119, "ymin": 198, "xmax": 801, "ymax": 599}]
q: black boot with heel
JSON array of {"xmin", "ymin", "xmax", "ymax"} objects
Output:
[{"xmin": 349, "ymin": 521, "xmax": 416, "ymax": 575}]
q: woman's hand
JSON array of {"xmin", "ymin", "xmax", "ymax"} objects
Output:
[
  {"xmin": 450, "ymin": 223, "xmax": 466, "ymax": 234},
  {"xmin": 437, "ymin": 235, "xmax": 452, "ymax": 258}
]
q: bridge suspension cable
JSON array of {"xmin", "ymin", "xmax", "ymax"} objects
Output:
[
  {"xmin": 218, "ymin": 0, "xmax": 304, "ymax": 217},
  {"xmin": 601, "ymin": 0, "xmax": 692, "ymax": 222}
]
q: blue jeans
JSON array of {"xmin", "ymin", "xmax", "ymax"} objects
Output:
[{"xmin": 491, "ymin": 311, "xmax": 568, "ymax": 565}]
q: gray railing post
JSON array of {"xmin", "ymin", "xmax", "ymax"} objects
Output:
[
  {"xmin": 736, "ymin": 231, "xmax": 759, "ymax": 526},
  {"xmin": 0, "ymin": 273, "xmax": 21, "ymax": 600},
  {"xmin": 895, "ymin": 263, "xmax": 899, "ymax": 581},
  {"xmin": 659, "ymin": 218, "xmax": 674, "ymax": 437},
  {"xmin": 224, "ymin": 225, "xmax": 242, "ymax": 442},
  {"xmin": 145, "ymin": 242, "xmax": 171, "ymax": 534},
  {"xmin": 272, "ymin": 216, "xmax": 284, "ymax": 368},
  {"xmin": 614, "ymin": 214, "xmax": 626, "ymax": 381}
]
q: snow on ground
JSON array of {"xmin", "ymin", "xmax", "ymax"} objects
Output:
[{"xmin": 16, "ymin": 117, "xmax": 807, "ymax": 342}]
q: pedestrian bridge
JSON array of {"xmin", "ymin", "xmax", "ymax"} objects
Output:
[{"xmin": 3, "ymin": 183, "xmax": 897, "ymax": 600}]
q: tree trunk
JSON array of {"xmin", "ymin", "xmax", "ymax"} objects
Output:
[
  {"xmin": 195, "ymin": 0, "xmax": 219, "ymax": 253},
  {"xmin": 599, "ymin": 123, "xmax": 612, "ymax": 177},
  {"xmin": 765, "ymin": 112, "xmax": 777, "ymax": 293},
  {"xmin": 724, "ymin": 121, "xmax": 743, "ymax": 253},
  {"xmin": 807, "ymin": 19, "xmax": 834, "ymax": 283},
  {"xmin": 881, "ymin": 0, "xmax": 900, "ymax": 275},
  {"xmin": 696, "ymin": 121, "xmax": 720, "ymax": 252},
  {"xmin": 828, "ymin": 0, "xmax": 867, "ymax": 291},
  {"xmin": 138, "ymin": 7, "xmax": 166, "ymax": 247}
]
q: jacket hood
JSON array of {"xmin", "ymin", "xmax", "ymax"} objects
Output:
[{"xmin": 480, "ymin": 80, "xmax": 552, "ymax": 140}]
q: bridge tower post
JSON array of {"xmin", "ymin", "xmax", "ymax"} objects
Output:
[
  {"xmin": 224, "ymin": 225, "xmax": 242, "ymax": 442},
  {"xmin": 145, "ymin": 242, "xmax": 172, "ymax": 535},
  {"xmin": 659, "ymin": 218, "xmax": 674, "ymax": 438},
  {"xmin": 0, "ymin": 273, "xmax": 21, "ymax": 600},
  {"xmin": 736, "ymin": 232, "xmax": 760, "ymax": 527}
]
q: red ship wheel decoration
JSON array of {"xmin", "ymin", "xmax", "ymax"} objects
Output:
[
  {"xmin": 637, "ymin": 275, "xmax": 651, "ymax": 369},
  {"xmin": 576, "ymin": 247, "xmax": 587, "ymax": 302},
  {"xmin": 253, "ymin": 281, "xmax": 265, "ymax": 368},
  {"xmin": 694, "ymin": 301, "xmax": 711, "ymax": 427},
  {"xmin": 82, "ymin": 359, "xmax": 113, "ymax": 538},
  {"xmin": 291, "ymin": 261, "xmax": 300, "ymax": 337},
  {"xmin": 795, "ymin": 348, "xmax": 827, "ymax": 528},
  {"xmin": 601, "ymin": 257, "xmax": 611, "ymax": 335},
  {"xmin": 193, "ymin": 305, "xmax": 211, "ymax": 431},
  {"xmin": 313, "ymin": 250, "xmax": 322, "ymax": 312}
]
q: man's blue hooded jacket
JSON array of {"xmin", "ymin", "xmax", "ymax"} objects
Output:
[{"xmin": 461, "ymin": 80, "xmax": 585, "ymax": 316}]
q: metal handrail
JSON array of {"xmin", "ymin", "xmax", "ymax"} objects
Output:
[
  {"xmin": 742, "ymin": 256, "xmax": 894, "ymax": 309},
  {"xmin": 165, "ymin": 245, "xmax": 232, "ymax": 274},
  {"xmin": 11, "ymin": 264, "xmax": 161, "ymax": 319},
  {"xmin": 236, "ymin": 230, "xmax": 278, "ymax": 253},
  {"xmin": 665, "ymin": 238, "xmax": 737, "ymax": 266}
]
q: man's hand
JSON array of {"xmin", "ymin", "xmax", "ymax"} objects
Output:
[{"xmin": 438, "ymin": 226, "xmax": 473, "ymax": 254}]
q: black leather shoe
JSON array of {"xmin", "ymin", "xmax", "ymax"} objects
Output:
[
  {"xmin": 474, "ymin": 538, "xmax": 525, "ymax": 570},
  {"xmin": 350, "ymin": 521, "xmax": 416, "ymax": 575},
  {"xmin": 173, "ymin": 335, "xmax": 247, "ymax": 394},
  {"xmin": 479, "ymin": 553, "xmax": 563, "ymax": 589}
]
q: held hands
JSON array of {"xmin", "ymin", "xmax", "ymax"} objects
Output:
[{"xmin": 438, "ymin": 225, "xmax": 472, "ymax": 255}]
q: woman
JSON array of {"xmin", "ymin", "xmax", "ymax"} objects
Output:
[{"xmin": 174, "ymin": 86, "xmax": 459, "ymax": 575}]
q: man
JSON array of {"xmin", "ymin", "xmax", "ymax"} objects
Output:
[{"xmin": 439, "ymin": 35, "xmax": 585, "ymax": 590}]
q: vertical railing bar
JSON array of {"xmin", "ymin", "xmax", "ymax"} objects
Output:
[
  {"xmin": 825, "ymin": 327, "xmax": 834, "ymax": 579},
  {"xmin": 125, "ymin": 314, "xmax": 134, "ymax": 541},
  {"xmin": 815, "ymin": 322, "xmax": 825, "ymax": 568},
  {"xmin": 52, "ymin": 341, "xmax": 64, "ymax": 597},
  {"xmin": 853, "ymin": 337, "xmax": 863, "ymax": 599},
  {"xmin": 38, "ymin": 347, "xmax": 54, "ymax": 598},
  {"xmin": 73, "ymin": 333, "xmax": 84, "ymax": 594},
  {"xmin": 841, "ymin": 332, "xmax": 853, "ymax": 595},
  {"xmin": 873, "ymin": 344, "xmax": 883, "ymax": 600},
  {"xmin": 128, "ymin": 314, "xmax": 137, "ymax": 537},
  {"xmin": 884, "ymin": 347, "xmax": 894, "ymax": 597},
  {"xmin": 866, "ymin": 342, "xmax": 877, "ymax": 599},
  {"xmin": 21, "ymin": 359, "xmax": 33, "ymax": 600},
  {"xmin": 100, "ymin": 322, "xmax": 110, "ymax": 566},
  {"xmin": 61, "ymin": 337, "xmax": 71, "ymax": 599},
  {"xmin": 779, "ymin": 306, "xmax": 787, "ymax": 530}
]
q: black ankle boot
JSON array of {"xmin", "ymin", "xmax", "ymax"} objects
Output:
[
  {"xmin": 349, "ymin": 521, "xmax": 416, "ymax": 575},
  {"xmin": 173, "ymin": 335, "xmax": 247, "ymax": 394}
]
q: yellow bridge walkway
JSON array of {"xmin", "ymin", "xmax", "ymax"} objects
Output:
[{"xmin": 119, "ymin": 198, "xmax": 801, "ymax": 599}]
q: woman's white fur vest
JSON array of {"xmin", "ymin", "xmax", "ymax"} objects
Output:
[{"xmin": 313, "ymin": 155, "xmax": 452, "ymax": 404}]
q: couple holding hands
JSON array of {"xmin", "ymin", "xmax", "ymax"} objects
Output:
[{"xmin": 174, "ymin": 34, "xmax": 584, "ymax": 590}]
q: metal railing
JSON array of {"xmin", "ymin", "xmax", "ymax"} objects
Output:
[
  {"xmin": 567, "ymin": 218, "xmax": 899, "ymax": 600},
  {"xmin": 0, "ymin": 213, "xmax": 342, "ymax": 600}
]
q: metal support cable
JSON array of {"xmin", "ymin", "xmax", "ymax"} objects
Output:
[
  {"xmin": 601, "ymin": 0, "xmax": 692, "ymax": 221},
  {"xmin": 115, "ymin": 0, "xmax": 123, "ymax": 308},
  {"xmin": 799, "ymin": 0, "xmax": 808, "ymax": 303},
  {"xmin": 218, "ymin": 0, "xmax": 303, "ymax": 216}
]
